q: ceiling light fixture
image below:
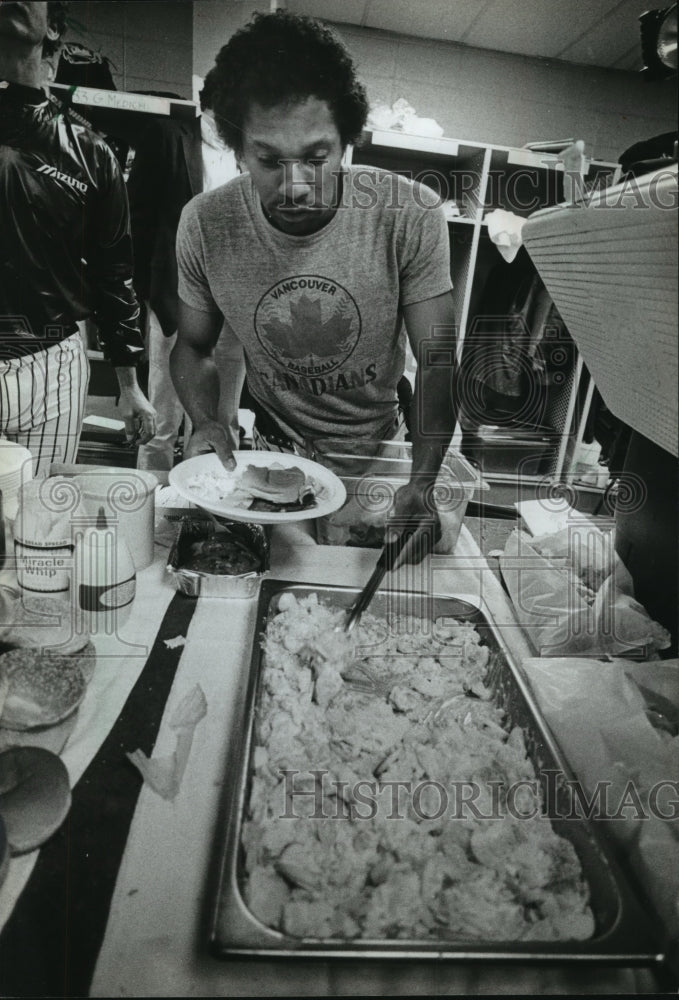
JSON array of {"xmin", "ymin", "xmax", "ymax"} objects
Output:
[{"xmin": 640, "ymin": 3, "xmax": 677, "ymax": 80}]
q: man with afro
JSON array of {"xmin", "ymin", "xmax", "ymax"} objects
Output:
[{"xmin": 171, "ymin": 11, "xmax": 458, "ymax": 565}]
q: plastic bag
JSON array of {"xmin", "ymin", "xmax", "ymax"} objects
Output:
[
  {"xmin": 522, "ymin": 658, "xmax": 678, "ymax": 838},
  {"xmin": 485, "ymin": 208, "xmax": 526, "ymax": 264},
  {"xmin": 522, "ymin": 656, "xmax": 679, "ymax": 942},
  {"xmin": 367, "ymin": 98, "xmax": 444, "ymax": 137},
  {"xmin": 499, "ymin": 528, "xmax": 671, "ymax": 657}
]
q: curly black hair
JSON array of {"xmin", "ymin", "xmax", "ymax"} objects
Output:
[
  {"xmin": 198, "ymin": 66, "xmax": 218, "ymax": 113},
  {"xmin": 45, "ymin": 1, "xmax": 68, "ymax": 58},
  {"xmin": 42, "ymin": 0, "xmax": 68, "ymax": 56},
  {"xmin": 209, "ymin": 11, "xmax": 369, "ymax": 155}
]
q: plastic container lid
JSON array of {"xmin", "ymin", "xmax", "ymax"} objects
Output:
[
  {"xmin": 0, "ymin": 442, "xmax": 32, "ymax": 478},
  {"xmin": 75, "ymin": 468, "xmax": 158, "ymax": 500},
  {"xmin": 0, "ymin": 442, "xmax": 33, "ymax": 520},
  {"xmin": 13, "ymin": 477, "xmax": 81, "ymax": 548},
  {"xmin": 74, "ymin": 468, "xmax": 157, "ymax": 572}
]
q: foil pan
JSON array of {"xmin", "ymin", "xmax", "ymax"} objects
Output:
[
  {"xmin": 207, "ymin": 581, "xmax": 666, "ymax": 965},
  {"xmin": 166, "ymin": 515, "xmax": 268, "ymax": 598}
]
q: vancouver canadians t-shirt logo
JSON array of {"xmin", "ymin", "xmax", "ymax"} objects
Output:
[{"xmin": 254, "ymin": 274, "xmax": 361, "ymax": 377}]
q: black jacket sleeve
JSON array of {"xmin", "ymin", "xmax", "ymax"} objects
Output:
[
  {"xmin": 87, "ymin": 142, "xmax": 146, "ymax": 367},
  {"xmin": 126, "ymin": 121, "xmax": 164, "ymax": 306},
  {"xmin": 126, "ymin": 119, "xmax": 197, "ymax": 337}
]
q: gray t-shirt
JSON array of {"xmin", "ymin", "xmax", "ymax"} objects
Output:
[{"xmin": 176, "ymin": 165, "xmax": 452, "ymax": 445}]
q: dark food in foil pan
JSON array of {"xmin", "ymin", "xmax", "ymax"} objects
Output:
[
  {"xmin": 167, "ymin": 516, "xmax": 268, "ymax": 597},
  {"xmin": 183, "ymin": 536, "xmax": 261, "ymax": 576}
]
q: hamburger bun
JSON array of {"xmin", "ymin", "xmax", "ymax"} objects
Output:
[
  {"xmin": 0, "ymin": 747, "xmax": 71, "ymax": 854},
  {"xmin": 4, "ymin": 594, "xmax": 89, "ymax": 656},
  {"xmin": 0, "ymin": 649, "xmax": 86, "ymax": 731},
  {"xmin": 0, "ymin": 709, "xmax": 79, "ymax": 755},
  {"xmin": 48, "ymin": 640, "xmax": 97, "ymax": 684},
  {"xmin": 241, "ymin": 463, "xmax": 307, "ymax": 504}
]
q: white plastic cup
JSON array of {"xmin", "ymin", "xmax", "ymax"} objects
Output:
[
  {"xmin": 0, "ymin": 442, "xmax": 33, "ymax": 521},
  {"xmin": 74, "ymin": 469, "xmax": 158, "ymax": 571}
]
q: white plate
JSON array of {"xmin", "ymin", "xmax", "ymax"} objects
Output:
[{"xmin": 168, "ymin": 451, "xmax": 347, "ymax": 524}]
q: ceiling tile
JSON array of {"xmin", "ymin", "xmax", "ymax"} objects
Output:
[
  {"xmin": 557, "ymin": 0, "xmax": 652, "ymax": 68},
  {"xmin": 464, "ymin": 0, "xmax": 619, "ymax": 59},
  {"xmin": 285, "ymin": 0, "xmax": 657, "ymax": 69},
  {"xmin": 287, "ymin": 0, "xmax": 369, "ymax": 25},
  {"xmin": 363, "ymin": 0, "xmax": 485, "ymax": 41}
]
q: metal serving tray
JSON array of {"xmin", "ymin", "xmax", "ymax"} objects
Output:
[
  {"xmin": 207, "ymin": 579, "xmax": 665, "ymax": 964},
  {"xmin": 166, "ymin": 514, "xmax": 268, "ymax": 598}
]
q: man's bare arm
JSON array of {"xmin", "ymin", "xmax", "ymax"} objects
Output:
[
  {"xmin": 170, "ymin": 299, "xmax": 234, "ymax": 467},
  {"xmin": 403, "ymin": 290, "xmax": 458, "ymax": 484},
  {"xmin": 388, "ymin": 290, "xmax": 458, "ymax": 566}
]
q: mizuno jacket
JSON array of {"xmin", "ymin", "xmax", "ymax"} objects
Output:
[{"xmin": 0, "ymin": 82, "xmax": 144, "ymax": 366}]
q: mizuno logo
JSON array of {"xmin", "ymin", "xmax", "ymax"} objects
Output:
[{"xmin": 36, "ymin": 163, "xmax": 88, "ymax": 194}]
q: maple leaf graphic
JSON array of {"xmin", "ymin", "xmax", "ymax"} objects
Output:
[{"xmin": 261, "ymin": 293, "xmax": 356, "ymax": 362}]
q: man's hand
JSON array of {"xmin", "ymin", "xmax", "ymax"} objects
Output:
[
  {"xmin": 386, "ymin": 480, "xmax": 441, "ymax": 568},
  {"xmin": 186, "ymin": 420, "xmax": 235, "ymax": 470},
  {"xmin": 400, "ymin": 291, "xmax": 458, "ymax": 567},
  {"xmin": 115, "ymin": 368, "xmax": 157, "ymax": 444}
]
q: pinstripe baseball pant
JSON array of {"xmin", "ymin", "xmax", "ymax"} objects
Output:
[{"xmin": 0, "ymin": 333, "xmax": 90, "ymax": 477}]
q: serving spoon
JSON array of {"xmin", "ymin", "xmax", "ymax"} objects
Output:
[{"xmin": 342, "ymin": 529, "xmax": 414, "ymax": 633}]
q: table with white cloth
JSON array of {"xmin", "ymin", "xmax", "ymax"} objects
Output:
[{"xmin": 0, "ymin": 519, "xmax": 670, "ymax": 996}]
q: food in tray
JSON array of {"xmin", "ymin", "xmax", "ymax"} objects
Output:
[
  {"xmin": 239, "ymin": 593, "xmax": 595, "ymax": 942},
  {"xmin": 186, "ymin": 462, "xmax": 319, "ymax": 513},
  {"xmin": 167, "ymin": 517, "xmax": 269, "ymax": 598},
  {"xmin": 183, "ymin": 534, "xmax": 262, "ymax": 576}
]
